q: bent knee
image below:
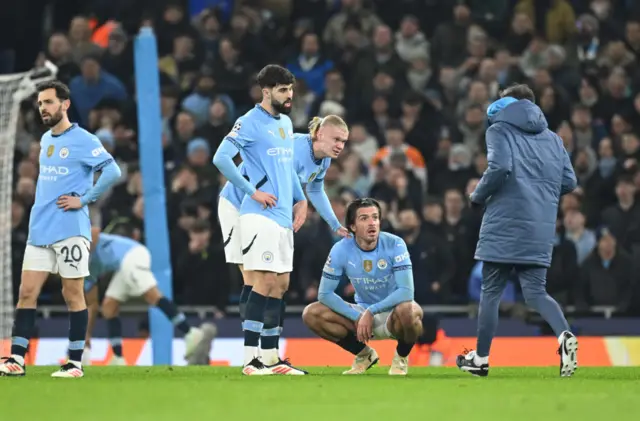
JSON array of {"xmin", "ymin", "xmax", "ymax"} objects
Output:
[
  {"xmin": 302, "ymin": 302, "xmax": 324, "ymax": 325},
  {"xmin": 395, "ymin": 301, "xmax": 418, "ymax": 325}
]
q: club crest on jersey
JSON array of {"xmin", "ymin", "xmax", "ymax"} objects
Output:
[
  {"xmin": 47, "ymin": 145, "xmax": 54, "ymax": 157},
  {"xmin": 59, "ymin": 147, "xmax": 69, "ymax": 159},
  {"xmin": 363, "ymin": 260, "xmax": 373, "ymax": 272},
  {"xmin": 279, "ymin": 128, "xmax": 285, "ymax": 139},
  {"xmin": 377, "ymin": 259, "xmax": 388, "ymax": 270}
]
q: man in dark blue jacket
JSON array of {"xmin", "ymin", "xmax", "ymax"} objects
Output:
[{"xmin": 456, "ymin": 84, "xmax": 579, "ymax": 378}]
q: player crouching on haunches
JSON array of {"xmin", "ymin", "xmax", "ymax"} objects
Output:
[
  {"xmin": 82, "ymin": 225, "xmax": 216, "ymax": 366},
  {"xmin": 303, "ymin": 198, "xmax": 423, "ymax": 375}
]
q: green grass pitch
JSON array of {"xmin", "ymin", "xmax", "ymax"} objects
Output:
[{"xmin": 3, "ymin": 367, "xmax": 640, "ymax": 421}]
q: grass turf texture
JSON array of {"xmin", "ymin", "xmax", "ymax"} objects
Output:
[{"xmin": 3, "ymin": 367, "xmax": 640, "ymax": 421}]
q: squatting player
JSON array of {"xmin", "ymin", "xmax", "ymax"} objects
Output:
[
  {"xmin": 303, "ymin": 198, "xmax": 424, "ymax": 376},
  {"xmin": 82, "ymin": 226, "xmax": 216, "ymax": 366},
  {"xmin": 0, "ymin": 81, "xmax": 121, "ymax": 378},
  {"xmin": 217, "ymin": 114, "xmax": 350, "ymax": 369},
  {"xmin": 213, "ymin": 65, "xmax": 308, "ymax": 375}
]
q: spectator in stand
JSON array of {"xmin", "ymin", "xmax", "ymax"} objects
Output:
[{"xmin": 576, "ymin": 228, "xmax": 634, "ymax": 314}]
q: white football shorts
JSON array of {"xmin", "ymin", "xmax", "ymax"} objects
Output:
[
  {"xmin": 105, "ymin": 245, "xmax": 157, "ymax": 302},
  {"xmin": 240, "ymin": 213, "xmax": 293, "ymax": 273},
  {"xmin": 23, "ymin": 236, "xmax": 91, "ymax": 279},
  {"xmin": 349, "ymin": 304, "xmax": 394, "ymax": 339},
  {"xmin": 218, "ymin": 197, "xmax": 243, "ymax": 264}
]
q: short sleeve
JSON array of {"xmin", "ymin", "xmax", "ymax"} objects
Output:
[
  {"xmin": 391, "ymin": 237, "xmax": 412, "ymax": 272},
  {"xmin": 224, "ymin": 118, "xmax": 254, "ymax": 150},
  {"xmin": 322, "ymin": 242, "xmax": 346, "ymax": 280},
  {"xmin": 80, "ymin": 135, "xmax": 114, "ymax": 171}
]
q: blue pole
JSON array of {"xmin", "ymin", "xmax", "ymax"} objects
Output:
[{"xmin": 134, "ymin": 27, "xmax": 173, "ymax": 365}]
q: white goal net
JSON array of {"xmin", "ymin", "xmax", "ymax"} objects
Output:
[{"xmin": 0, "ymin": 62, "xmax": 57, "ymax": 355}]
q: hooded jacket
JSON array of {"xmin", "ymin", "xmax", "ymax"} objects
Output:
[{"xmin": 472, "ymin": 99, "xmax": 577, "ymax": 267}]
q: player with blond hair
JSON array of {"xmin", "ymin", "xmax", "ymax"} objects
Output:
[{"xmin": 216, "ymin": 113, "xmax": 350, "ymax": 374}]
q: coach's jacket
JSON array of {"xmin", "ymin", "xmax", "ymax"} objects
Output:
[{"xmin": 472, "ymin": 99, "xmax": 577, "ymax": 267}]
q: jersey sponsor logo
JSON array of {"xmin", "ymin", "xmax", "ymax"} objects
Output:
[
  {"xmin": 47, "ymin": 145, "xmax": 54, "ymax": 157},
  {"xmin": 40, "ymin": 165, "xmax": 69, "ymax": 175},
  {"xmin": 394, "ymin": 251, "xmax": 410, "ymax": 263},
  {"xmin": 91, "ymin": 147, "xmax": 106, "ymax": 157},
  {"xmin": 59, "ymin": 147, "xmax": 69, "ymax": 159},
  {"xmin": 266, "ymin": 147, "xmax": 293, "ymax": 156},
  {"xmin": 377, "ymin": 259, "xmax": 388, "ymax": 270},
  {"xmin": 363, "ymin": 260, "xmax": 373, "ymax": 272}
]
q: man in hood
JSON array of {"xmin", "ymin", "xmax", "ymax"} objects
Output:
[{"xmin": 456, "ymin": 84, "xmax": 579, "ymax": 378}]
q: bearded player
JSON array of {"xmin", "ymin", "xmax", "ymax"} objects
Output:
[
  {"xmin": 217, "ymin": 114, "xmax": 350, "ymax": 372},
  {"xmin": 213, "ymin": 65, "xmax": 308, "ymax": 375},
  {"xmin": 1, "ymin": 81, "xmax": 121, "ymax": 378}
]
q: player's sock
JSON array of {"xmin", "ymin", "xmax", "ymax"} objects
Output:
[
  {"xmin": 68, "ymin": 309, "xmax": 88, "ymax": 363},
  {"xmin": 239, "ymin": 285, "xmax": 253, "ymax": 321},
  {"xmin": 243, "ymin": 291, "xmax": 268, "ymax": 365},
  {"xmin": 336, "ymin": 332, "xmax": 367, "ymax": 355},
  {"xmin": 396, "ymin": 340, "xmax": 414, "ymax": 358},
  {"xmin": 276, "ymin": 299, "xmax": 286, "ymax": 350},
  {"xmin": 156, "ymin": 297, "xmax": 191, "ymax": 335},
  {"xmin": 10, "ymin": 308, "xmax": 36, "ymax": 363},
  {"xmin": 473, "ymin": 354, "xmax": 489, "ymax": 365},
  {"xmin": 260, "ymin": 298, "xmax": 281, "ymax": 365},
  {"xmin": 106, "ymin": 317, "xmax": 124, "ymax": 357}
]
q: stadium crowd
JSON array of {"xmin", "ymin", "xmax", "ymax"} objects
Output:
[{"xmin": 7, "ymin": 0, "xmax": 640, "ymax": 316}]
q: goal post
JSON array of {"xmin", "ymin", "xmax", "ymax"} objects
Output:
[{"xmin": 0, "ymin": 61, "xmax": 58, "ymax": 355}]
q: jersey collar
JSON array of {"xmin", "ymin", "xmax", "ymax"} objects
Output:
[
  {"xmin": 353, "ymin": 236, "xmax": 379, "ymax": 252},
  {"xmin": 255, "ymin": 104, "xmax": 281, "ymax": 120},
  {"xmin": 308, "ymin": 136, "xmax": 323, "ymax": 165},
  {"xmin": 51, "ymin": 123, "xmax": 77, "ymax": 137}
]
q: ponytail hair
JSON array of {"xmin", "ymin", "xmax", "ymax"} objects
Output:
[{"xmin": 308, "ymin": 114, "xmax": 349, "ymax": 140}]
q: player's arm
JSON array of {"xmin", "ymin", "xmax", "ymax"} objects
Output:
[
  {"xmin": 212, "ymin": 120, "xmax": 257, "ymax": 197},
  {"xmin": 318, "ymin": 245, "xmax": 361, "ymax": 321},
  {"xmin": 560, "ymin": 141, "xmax": 577, "ymax": 195},
  {"xmin": 366, "ymin": 240, "xmax": 414, "ymax": 315},
  {"xmin": 292, "ymin": 164, "xmax": 306, "ymax": 203},
  {"xmin": 79, "ymin": 137, "xmax": 121, "ymax": 206},
  {"xmin": 305, "ymin": 167, "xmax": 341, "ymax": 232},
  {"xmin": 470, "ymin": 124, "xmax": 513, "ymax": 205}
]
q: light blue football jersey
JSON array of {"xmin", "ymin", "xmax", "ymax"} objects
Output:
[
  {"xmin": 29, "ymin": 124, "xmax": 115, "ymax": 246},
  {"xmin": 322, "ymin": 232, "xmax": 413, "ymax": 307},
  {"xmin": 223, "ymin": 104, "xmax": 298, "ymax": 229},
  {"xmin": 219, "ymin": 163, "xmax": 247, "ymax": 209},
  {"xmin": 292, "ymin": 133, "xmax": 332, "ymax": 186},
  {"xmin": 218, "ymin": 133, "xmax": 331, "ymax": 209},
  {"xmin": 84, "ymin": 233, "xmax": 140, "ymax": 292}
]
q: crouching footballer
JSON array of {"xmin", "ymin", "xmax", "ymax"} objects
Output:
[{"xmin": 303, "ymin": 198, "xmax": 423, "ymax": 375}]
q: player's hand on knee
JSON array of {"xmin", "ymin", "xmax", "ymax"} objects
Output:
[
  {"xmin": 293, "ymin": 200, "xmax": 308, "ymax": 232},
  {"xmin": 251, "ymin": 190, "xmax": 277, "ymax": 209},
  {"xmin": 356, "ymin": 310, "xmax": 374, "ymax": 343},
  {"xmin": 57, "ymin": 195, "xmax": 82, "ymax": 211}
]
